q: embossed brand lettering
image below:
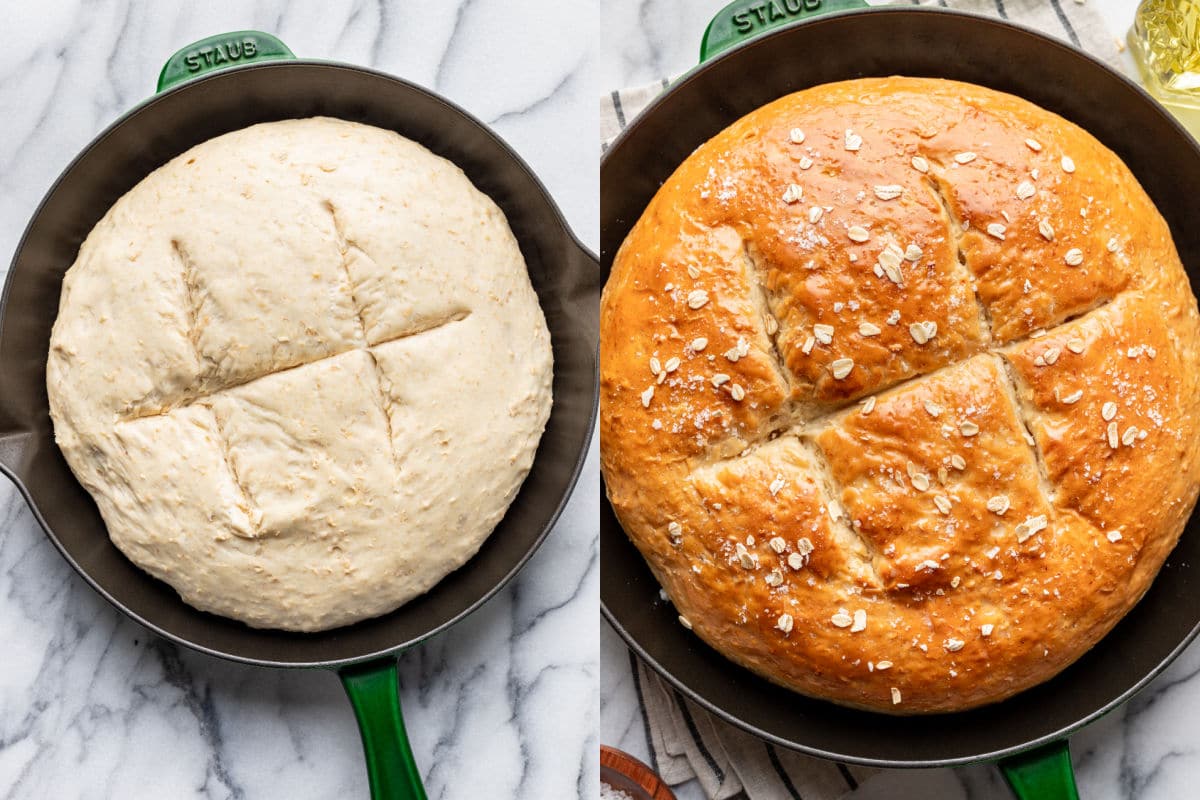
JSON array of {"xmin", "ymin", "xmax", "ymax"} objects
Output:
[
  {"xmin": 732, "ymin": 0, "xmax": 821, "ymax": 34},
  {"xmin": 183, "ymin": 38, "xmax": 260, "ymax": 73}
]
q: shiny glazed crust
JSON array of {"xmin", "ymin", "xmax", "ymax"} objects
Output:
[{"xmin": 600, "ymin": 78, "xmax": 1200, "ymax": 713}]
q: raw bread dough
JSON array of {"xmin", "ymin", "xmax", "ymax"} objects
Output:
[{"xmin": 48, "ymin": 117, "xmax": 553, "ymax": 631}]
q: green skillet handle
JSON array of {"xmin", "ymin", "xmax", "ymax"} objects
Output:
[
  {"xmin": 340, "ymin": 659, "xmax": 428, "ymax": 800},
  {"xmin": 700, "ymin": 0, "xmax": 870, "ymax": 62},
  {"xmin": 157, "ymin": 31, "xmax": 294, "ymax": 92},
  {"xmin": 999, "ymin": 741, "xmax": 1080, "ymax": 800}
]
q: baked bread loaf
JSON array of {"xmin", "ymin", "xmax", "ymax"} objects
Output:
[
  {"xmin": 601, "ymin": 77, "xmax": 1200, "ymax": 713},
  {"xmin": 48, "ymin": 118, "xmax": 552, "ymax": 632}
]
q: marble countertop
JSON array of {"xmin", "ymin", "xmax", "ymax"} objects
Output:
[
  {"xmin": 0, "ymin": 2, "xmax": 597, "ymax": 799},
  {"xmin": 599, "ymin": 2, "xmax": 1200, "ymax": 799}
]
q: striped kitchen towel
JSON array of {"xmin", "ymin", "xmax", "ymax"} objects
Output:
[
  {"xmin": 605, "ymin": 1, "xmax": 1123, "ymax": 798},
  {"xmin": 601, "ymin": 0, "xmax": 1126, "ymax": 147}
]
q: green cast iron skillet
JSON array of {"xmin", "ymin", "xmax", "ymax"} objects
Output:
[
  {"xmin": 0, "ymin": 32, "xmax": 598, "ymax": 800},
  {"xmin": 601, "ymin": 3, "xmax": 1200, "ymax": 798}
]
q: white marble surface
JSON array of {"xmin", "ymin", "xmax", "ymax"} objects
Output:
[
  {"xmin": 599, "ymin": 1, "xmax": 1200, "ymax": 799},
  {"xmin": 0, "ymin": 1, "xmax": 597, "ymax": 798}
]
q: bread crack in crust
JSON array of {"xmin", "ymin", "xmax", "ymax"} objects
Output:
[
  {"xmin": 600, "ymin": 78, "xmax": 1200, "ymax": 713},
  {"xmin": 48, "ymin": 118, "xmax": 553, "ymax": 632}
]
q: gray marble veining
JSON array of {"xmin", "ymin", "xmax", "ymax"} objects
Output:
[{"xmin": 0, "ymin": 2, "xmax": 597, "ymax": 798}]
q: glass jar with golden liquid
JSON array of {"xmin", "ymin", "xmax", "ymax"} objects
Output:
[{"xmin": 1130, "ymin": 0, "xmax": 1200, "ymax": 136}]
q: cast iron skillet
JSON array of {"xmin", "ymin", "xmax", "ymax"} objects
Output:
[
  {"xmin": 0, "ymin": 32, "xmax": 598, "ymax": 800},
  {"xmin": 601, "ymin": 3, "xmax": 1200, "ymax": 798}
]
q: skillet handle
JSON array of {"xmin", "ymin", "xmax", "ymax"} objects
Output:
[
  {"xmin": 157, "ymin": 31, "xmax": 295, "ymax": 92},
  {"xmin": 999, "ymin": 741, "xmax": 1080, "ymax": 800},
  {"xmin": 700, "ymin": 0, "xmax": 870, "ymax": 62},
  {"xmin": 340, "ymin": 659, "xmax": 428, "ymax": 800}
]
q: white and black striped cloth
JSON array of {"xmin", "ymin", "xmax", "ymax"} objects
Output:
[{"xmin": 605, "ymin": 1, "xmax": 1122, "ymax": 798}]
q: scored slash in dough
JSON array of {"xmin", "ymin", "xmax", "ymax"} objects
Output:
[{"xmin": 47, "ymin": 117, "xmax": 553, "ymax": 632}]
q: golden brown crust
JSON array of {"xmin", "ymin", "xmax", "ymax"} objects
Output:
[{"xmin": 600, "ymin": 77, "xmax": 1200, "ymax": 713}]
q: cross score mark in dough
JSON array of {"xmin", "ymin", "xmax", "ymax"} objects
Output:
[{"xmin": 151, "ymin": 204, "xmax": 472, "ymax": 536}]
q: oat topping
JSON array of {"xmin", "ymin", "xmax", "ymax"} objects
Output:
[
  {"xmin": 687, "ymin": 289, "xmax": 710, "ymax": 309},
  {"xmin": 859, "ymin": 322, "xmax": 882, "ymax": 337},
  {"xmin": 954, "ymin": 151, "xmax": 978, "ymax": 164},
  {"xmin": 769, "ymin": 474, "xmax": 786, "ymax": 496},
  {"xmin": 1025, "ymin": 138, "xmax": 1043, "ymax": 152},
  {"xmin": 809, "ymin": 206, "xmax": 824, "ymax": 223},
  {"xmin": 798, "ymin": 155, "xmax": 814, "ymax": 170},
  {"xmin": 1038, "ymin": 218, "xmax": 1055, "ymax": 241},
  {"xmin": 986, "ymin": 223, "xmax": 1007, "ymax": 240},
  {"xmin": 844, "ymin": 129, "xmax": 863, "ymax": 151},
  {"xmin": 944, "ymin": 638, "xmax": 965, "ymax": 652},
  {"xmin": 1061, "ymin": 155, "xmax": 1076, "ymax": 173},
  {"xmin": 664, "ymin": 357, "xmax": 681, "ymax": 373},
  {"xmin": 724, "ymin": 338, "xmax": 750, "ymax": 362},
  {"xmin": 765, "ymin": 570, "xmax": 784, "ymax": 587},
  {"xmin": 981, "ymin": 624, "xmax": 995, "ymax": 636},
  {"xmin": 736, "ymin": 542, "xmax": 756, "ymax": 570},
  {"xmin": 1016, "ymin": 181, "xmax": 1036, "ymax": 200},
  {"xmin": 934, "ymin": 495, "xmax": 953, "ymax": 515},
  {"xmin": 787, "ymin": 552, "xmax": 807, "ymax": 570},
  {"xmin": 874, "ymin": 185, "xmax": 904, "ymax": 201},
  {"xmin": 862, "ymin": 396, "xmax": 877, "ymax": 414},
  {"xmin": 960, "ymin": 421, "xmax": 980, "ymax": 437},
  {"xmin": 1107, "ymin": 236, "xmax": 1120, "ymax": 252},
  {"xmin": 1121, "ymin": 425, "xmax": 1138, "ymax": 446},
  {"xmin": 1102, "ymin": 401, "xmax": 1118, "ymax": 421},
  {"xmin": 891, "ymin": 687, "xmax": 902, "ymax": 705},
  {"xmin": 711, "ymin": 373, "xmax": 731, "ymax": 387},
  {"xmin": 813, "ymin": 323, "xmax": 835, "ymax": 345},
  {"xmin": 923, "ymin": 401, "xmax": 943, "ymax": 418},
  {"xmin": 950, "ymin": 454, "xmax": 966, "ymax": 470},
  {"xmin": 789, "ymin": 128, "xmax": 806, "ymax": 144},
  {"xmin": 830, "ymin": 358, "xmax": 855, "ymax": 380},
  {"xmin": 1042, "ymin": 347, "xmax": 1061, "ymax": 365},
  {"xmin": 782, "ymin": 183, "xmax": 804, "ymax": 204},
  {"xmin": 769, "ymin": 534, "xmax": 787, "ymax": 552},
  {"xmin": 986, "ymin": 494, "xmax": 1012, "ymax": 516},
  {"xmin": 909, "ymin": 320, "xmax": 938, "ymax": 345},
  {"xmin": 1107, "ymin": 530, "xmax": 1123, "ymax": 543},
  {"xmin": 1064, "ymin": 248, "xmax": 1084, "ymax": 267},
  {"xmin": 887, "ymin": 310, "xmax": 901, "ymax": 325},
  {"xmin": 1061, "ymin": 389, "xmax": 1083, "ymax": 405},
  {"xmin": 687, "ymin": 265, "xmax": 701, "ymax": 279},
  {"xmin": 649, "ymin": 356, "xmax": 662, "ymax": 375},
  {"xmin": 1107, "ymin": 420, "xmax": 1120, "ymax": 449},
  {"xmin": 691, "ymin": 337, "xmax": 708, "ymax": 352},
  {"xmin": 1066, "ymin": 338, "xmax": 1085, "ymax": 354},
  {"xmin": 911, "ymin": 155, "xmax": 930, "ymax": 173},
  {"xmin": 851, "ymin": 609, "xmax": 867, "ymax": 633},
  {"xmin": 904, "ymin": 244, "xmax": 923, "ymax": 262},
  {"xmin": 801, "ymin": 336, "xmax": 816, "ymax": 355},
  {"xmin": 730, "ymin": 384, "xmax": 746, "ymax": 401},
  {"xmin": 848, "ymin": 225, "xmax": 871, "ymax": 243},
  {"xmin": 831, "ymin": 609, "xmax": 853, "ymax": 628},
  {"xmin": 1016, "ymin": 514, "xmax": 1048, "ymax": 543},
  {"xmin": 911, "ymin": 473, "xmax": 931, "ymax": 492},
  {"xmin": 641, "ymin": 386, "xmax": 654, "ymax": 408},
  {"xmin": 777, "ymin": 613, "xmax": 795, "ymax": 633}
]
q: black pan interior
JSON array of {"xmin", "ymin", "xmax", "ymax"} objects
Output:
[
  {"xmin": 601, "ymin": 9, "xmax": 1200, "ymax": 766},
  {"xmin": 0, "ymin": 62, "xmax": 598, "ymax": 667}
]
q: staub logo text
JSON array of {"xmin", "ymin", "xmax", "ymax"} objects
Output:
[
  {"xmin": 732, "ymin": 0, "xmax": 823, "ymax": 33},
  {"xmin": 183, "ymin": 38, "xmax": 260, "ymax": 73}
]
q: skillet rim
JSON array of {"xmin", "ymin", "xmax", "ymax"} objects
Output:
[
  {"xmin": 0, "ymin": 59, "xmax": 600, "ymax": 670},
  {"xmin": 599, "ymin": 6, "xmax": 1200, "ymax": 767}
]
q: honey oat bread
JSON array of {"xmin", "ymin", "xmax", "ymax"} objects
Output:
[
  {"xmin": 48, "ymin": 117, "xmax": 552, "ymax": 632},
  {"xmin": 600, "ymin": 77, "xmax": 1200, "ymax": 713}
]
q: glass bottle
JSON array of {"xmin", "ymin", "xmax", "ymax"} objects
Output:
[{"xmin": 1129, "ymin": 0, "xmax": 1200, "ymax": 136}]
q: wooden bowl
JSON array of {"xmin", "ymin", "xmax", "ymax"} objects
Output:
[{"xmin": 600, "ymin": 745, "xmax": 677, "ymax": 800}]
